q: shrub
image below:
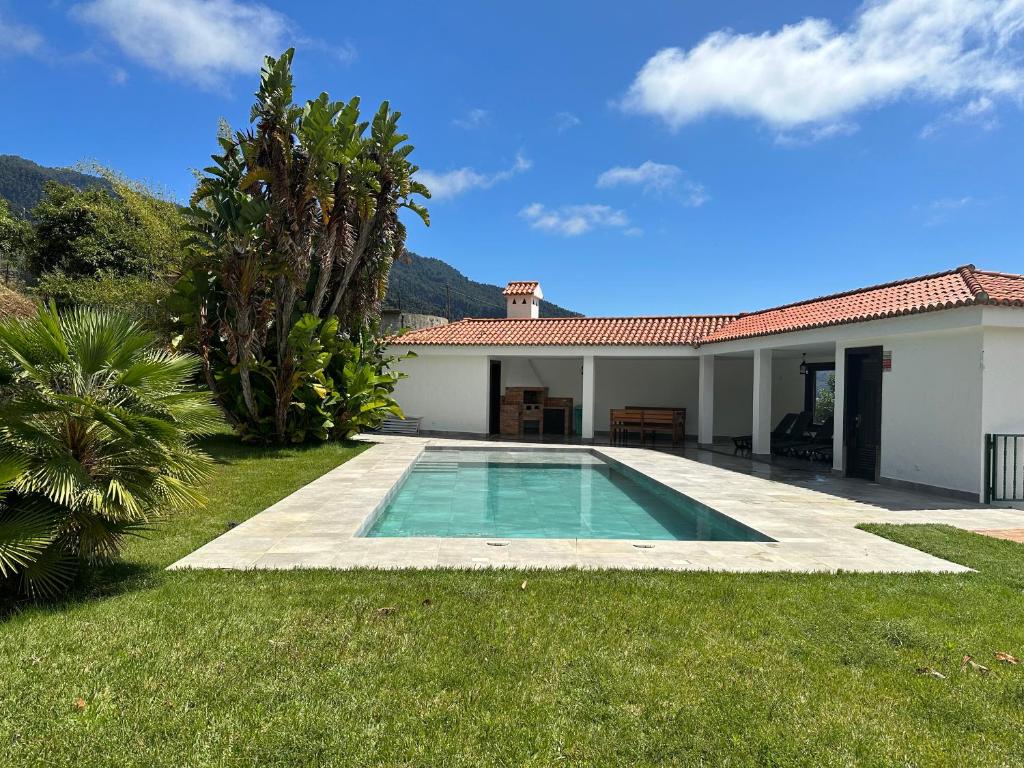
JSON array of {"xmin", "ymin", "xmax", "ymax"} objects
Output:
[
  {"xmin": 34, "ymin": 271, "xmax": 174, "ymax": 337},
  {"xmin": 28, "ymin": 175, "xmax": 187, "ymax": 280},
  {"xmin": 0, "ymin": 303, "xmax": 221, "ymax": 598}
]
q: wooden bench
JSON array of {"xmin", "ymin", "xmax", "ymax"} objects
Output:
[
  {"xmin": 610, "ymin": 407, "xmax": 686, "ymax": 447},
  {"xmin": 610, "ymin": 409, "xmax": 646, "ymax": 445}
]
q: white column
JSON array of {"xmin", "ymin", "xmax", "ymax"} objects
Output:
[
  {"xmin": 581, "ymin": 355, "xmax": 596, "ymax": 440},
  {"xmin": 698, "ymin": 354, "xmax": 715, "ymax": 445},
  {"xmin": 832, "ymin": 344, "xmax": 845, "ymax": 473},
  {"xmin": 752, "ymin": 348, "xmax": 773, "ymax": 456}
]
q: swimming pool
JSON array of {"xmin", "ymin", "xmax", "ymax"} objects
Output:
[{"xmin": 364, "ymin": 449, "xmax": 771, "ymax": 542}]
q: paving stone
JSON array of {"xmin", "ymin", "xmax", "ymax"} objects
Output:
[{"xmin": 168, "ymin": 435, "xmax": 1004, "ymax": 574}]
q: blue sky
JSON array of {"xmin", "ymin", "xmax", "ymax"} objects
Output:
[{"xmin": 1, "ymin": 0, "xmax": 1022, "ymax": 316}]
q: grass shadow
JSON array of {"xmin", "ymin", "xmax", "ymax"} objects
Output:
[
  {"xmin": 3, "ymin": 435, "xmax": 368, "ymax": 622},
  {"xmin": 198, "ymin": 433, "xmax": 364, "ymax": 466},
  {"xmin": 0, "ymin": 560, "xmax": 163, "ymax": 623}
]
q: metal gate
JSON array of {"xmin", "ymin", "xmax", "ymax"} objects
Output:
[{"xmin": 985, "ymin": 434, "xmax": 1024, "ymax": 504}]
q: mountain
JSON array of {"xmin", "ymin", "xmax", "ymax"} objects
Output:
[
  {"xmin": 385, "ymin": 252, "xmax": 580, "ymax": 319},
  {"xmin": 0, "ymin": 155, "xmax": 579, "ymax": 318},
  {"xmin": 0, "ymin": 155, "xmax": 113, "ymax": 214}
]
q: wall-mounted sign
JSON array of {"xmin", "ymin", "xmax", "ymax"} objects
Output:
[{"xmin": 882, "ymin": 351, "xmax": 892, "ymax": 372}]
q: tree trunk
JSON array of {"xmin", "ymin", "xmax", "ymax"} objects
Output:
[
  {"xmin": 309, "ymin": 234, "xmax": 336, "ymax": 317},
  {"xmin": 197, "ymin": 301, "xmax": 239, "ymax": 427},
  {"xmin": 327, "ymin": 217, "xmax": 374, "ymax": 318}
]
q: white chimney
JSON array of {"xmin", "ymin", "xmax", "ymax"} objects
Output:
[{"xmin": 503, "ymin": 281, "xmax": 543, "ymax": 319}]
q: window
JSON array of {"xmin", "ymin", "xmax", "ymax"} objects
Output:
[{"xmin": 803, "ymin": 363, "xmax": 836, "ymax": 424}]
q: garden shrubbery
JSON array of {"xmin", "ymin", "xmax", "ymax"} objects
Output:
[
  {"xmin": 172, "ymin": 49, "xmax": 428, "ymax": 442},
  {"xmin": 0, "ymin": 303, "xmax": 220, "ymax": 597}
]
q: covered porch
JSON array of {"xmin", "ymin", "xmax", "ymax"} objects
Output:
[{"xmin": 489, "ymin": 340, "xmax": 838, "ymax": 465}]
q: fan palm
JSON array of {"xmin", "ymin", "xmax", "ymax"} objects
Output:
[{"xmin": 0, "ymin": 303, "xmax": 221, "ymax": 597}]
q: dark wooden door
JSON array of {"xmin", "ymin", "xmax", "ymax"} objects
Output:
[
  {"xmin": 844, "ymin": 347, "xmax": 883, "ymax": 480},
  {"xmin": 488, "ymin": 360, "xmax": 502, "ymax": 435}
]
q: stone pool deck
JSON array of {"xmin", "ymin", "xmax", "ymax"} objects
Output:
[{"xmin": 169, "ymin": 436, "xmax": 1024, "ymax": 574}]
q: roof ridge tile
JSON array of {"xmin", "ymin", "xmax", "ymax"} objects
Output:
[
  {"xmin": 721, "ymin": 266, "xmax": 969, "ymax": 320},
  {"xmin": 957, "ymin": 264, "xmax": 988, "ymax": 301}
]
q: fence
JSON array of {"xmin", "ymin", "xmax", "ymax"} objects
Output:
[{"xmin": 985, "ymin": 434, "xmax": 1024, "ymax": 504}]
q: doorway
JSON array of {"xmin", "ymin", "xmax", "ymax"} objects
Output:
[
  {"xmin": 488, "ymin": 360, "xmax": 502, "ymax": 435},
  {"xmin": 843, "ymin": 346, "xmax": 883, "ymax": 480}
]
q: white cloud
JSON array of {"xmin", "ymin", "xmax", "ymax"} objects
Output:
[
  {"xmin": 72, "ymin": 0, "xmax": 351, "ymax": 87},
  {"xmin": 451, "ymin": 108, "xmax": 490, "ymax": 130},
  {"xmin": 680, "ymin": 180, "xmax": 710, "ymax": 208},
  {"xmin": 418, "ymin": 153, "xmax": 531, "ymax": 201},
  {"xmin": 553, "ymin": 111, "xmax": 581, "ymax": 132},
  {"xmin": 920, "ymin": 95, "xmax": 999, "ymax": 137},
  {"xmin": 0, "ymin": 14, "xmax": 44, "ymax": 56},
  {"xmin": 597, "ymin": 161, "xmax": 682, "ymax": 193},
  {"xmin": 920, "ymin": 195, "xmax": 981, "ymax": 225},
  {"xmin": 596, "ymin": 160, "xmax": 709, "ymax": 206},
  {"xmin": 621, "ymin": 0, "xmax": 1024, "ymax": 133},
  {"xmin": 775, "ymin": 121, "xmax": 860, "ymax": 146},
  {"xmin": 520, "ymin": 203, "xmax": 633, "ymax": 237}
]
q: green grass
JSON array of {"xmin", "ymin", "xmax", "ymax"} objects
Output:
[{"xmin": 2, "ymin": 438, "xmax": 1024, "ymax": 767}]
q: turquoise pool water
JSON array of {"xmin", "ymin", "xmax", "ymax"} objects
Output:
[{"xmin": 365, "ymin": 450, "xmax": 771, "ymax": 541}]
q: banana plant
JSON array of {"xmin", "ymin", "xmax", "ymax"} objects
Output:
[
  {"xmin": 329, "ymin": 326, "xmax": 413, "ymax": 438},
  {"xmin": 175, "ymin": 48, "xmax": 429, "ymax": 443}
]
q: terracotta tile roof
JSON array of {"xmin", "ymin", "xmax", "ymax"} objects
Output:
[
  {"xmin": 389, "ymin": 265, "xmax": 1024, "ymax": 348},
  {"xmin": 502, "ymin": 281, "xmax": 541, "ymax": 296},
  {"xmin": 972, "ymin": 269, "xmax": 1024, "ymax": 305},
  {"xmin": 700, "ymin": 265, "xmax": 1024, "ymax": 344},
  {"xmin": 392, "ymin": 315, "xmax": 737, "ymax": 346}
]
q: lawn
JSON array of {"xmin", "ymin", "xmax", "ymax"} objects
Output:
[{"xmin": 2, "ymin": 437, "xmax": 1023, "ymax": 767}]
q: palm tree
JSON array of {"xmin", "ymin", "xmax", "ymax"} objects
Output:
[{"xmin": 0, "ymin": 303, "xmax": 221, "ymax": 597}]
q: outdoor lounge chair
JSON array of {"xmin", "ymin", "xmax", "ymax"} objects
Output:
[
  {"xmin": 733, "ymin": 412, "xmax": 800, "ymax": 453},
  {"xmin": 808, "ymin": 442, "xmax": 833, "ymax": 463},
  {"xmin": 782, "ymin": 416, "xmax": 834, "ymax": 458},
  {"xmin": 769, "ymin": 412, "xmax": 814, "ymax": 454}
]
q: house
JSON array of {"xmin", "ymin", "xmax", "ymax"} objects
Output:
[{"xmin": 387, "ymin": 265, "xmax": 1024, "ymax": 501}]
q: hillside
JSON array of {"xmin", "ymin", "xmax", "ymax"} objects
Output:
[
  {"xmin": 385, "ymin": 252, "xmax": 579, "ymax": 319},
  {"xmin": 0, "ymin": 282, "xmax": 36, "ymax": 319},
  {"xmin": 0, "ymin": 155, "xmax": 113, "ymax": 214},
  {"xmin": 0, "ymin": 155, "xmax": 579, "ymax": 318}
]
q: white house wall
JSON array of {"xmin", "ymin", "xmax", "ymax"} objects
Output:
[
  {"xmin": 713, "ymin": 358, "xmax": 754, "ymax": 437},
  {"xmin": 981, "ymin": 325, "xmax": 1024, "ymax": 434},
  {"xmin": 500, "ymin": 357, "xmax": 583, "ymax": 403},
  {"xmin": 593, "ymin": 358, "xmax": 698, "ymax": 432},
  {"xmin": 858, "ymin": 328, "xmax": 984, "ymax": 496},
  {"xmin": 392, "ymin": 354, "xmax": 489, "ymax": 434},
  {"xmin": 499, "ymin": 358, "xmax": 544, "ymax": 390},
  {"xmin": 980, "ymin": 325, "xmax": 1024, "ymax": 501}
]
